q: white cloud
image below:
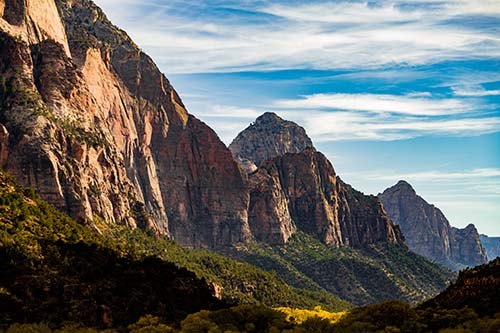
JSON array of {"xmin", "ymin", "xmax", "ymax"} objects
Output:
[
  {"xmin": 94, "ymin": 0, "xmax": 500, "ymax": 73},
  {"xmin": 452, "ymin": 87, "xmax": 500, "ymax": 97},
  {"xmin": 274, "ymin": 93, "xmax": 472, "ymax": 116},
  {"xmin": 367, "ymin": 168, "xmax": 500, "ymax": 181},
  {"xmin": 298, "ymin": 111, "xmax": 500, "ymax": 141}
]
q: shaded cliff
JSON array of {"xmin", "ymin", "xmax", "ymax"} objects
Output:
[
  {"xmin": 379, "ymin": 181, "xmax": 487, "ymax": 270},
  {"xmin": 0, "ymin": 0, "xmax": 251, "ymax": 248},
  {"xmin": 229, "ymin": 112, "xmax": 314, "ymax": 173},
  {"xmin": 480, "ymin": 234, "xmax": 500, "ymax": 261},
  {"xmin": 249, "ymin": 148, "xmax": 404, "ymax": 247}
]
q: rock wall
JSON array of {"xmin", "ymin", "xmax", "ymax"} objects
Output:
[{"xmin": 0, "ymin": 0, "xmax": 251, "ymax": 247}]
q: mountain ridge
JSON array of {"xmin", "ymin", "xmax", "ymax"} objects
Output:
[{"xmin": 379, "ymin": 181, "xmax": 487, "ymax": 270}]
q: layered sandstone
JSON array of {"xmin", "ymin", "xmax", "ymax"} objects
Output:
[
  {"xmin": 0, "ymin": 0, "xmax": 251, "ymax": 247},
  {"xmin": 249, "ymin": 148, "xmax": 405, "ymax": 247}
]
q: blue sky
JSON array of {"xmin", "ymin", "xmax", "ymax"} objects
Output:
[{"xmin": 95, "ymin": 0, "xmax": 500, "ymax": 236}]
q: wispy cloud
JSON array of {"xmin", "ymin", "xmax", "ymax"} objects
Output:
[
  {"xmin": 94, "ymin": 0, "xmax": 500, "ymax": 73},
  {"xmin": 368, "ymin": 168, "xmax": 500, "ymax": 181},
  {"xmin": 452, "ymin": 87, "xmax": 500, "ymax": 96},
  {"xmin": 274, "ymin": 93, "xmax": 472, "ymax": 116}
]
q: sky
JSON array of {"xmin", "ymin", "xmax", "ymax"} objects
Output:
[{"xmin": 94, "ymin": 0, "xmax": 500, "ymax": 236}]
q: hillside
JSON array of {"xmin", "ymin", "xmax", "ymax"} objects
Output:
[
  {"xmin": 422, "ymin": 257, "xmax": 500, "ymax": 317},
  {"xmin": 222, "ymin": 232, "xmax": 453, "ymax": 306},
  {"xmin": 0, "ymin": 169, "xmax": 350, "ymax": 329}
]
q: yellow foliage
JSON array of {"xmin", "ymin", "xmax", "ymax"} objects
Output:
[{"xmin": 275, "ymin": 306, "xmax": 346, "ymax": 324}]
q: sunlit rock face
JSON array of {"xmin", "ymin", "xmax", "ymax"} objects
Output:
[{"xmin": 0, "ymin": 0, "xmax": 251, "ymax": 247}]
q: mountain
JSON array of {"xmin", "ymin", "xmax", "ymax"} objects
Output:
[
  {"xmin": 1, "ymin": 0, "xmax": 452, "ymax": 308},
  {"xmin": 226, "ymin": 115, "xmax": 453, "ymax": 305},
  {"xmin": 0, "ymin": 0, "xmax": 251, "ymax": 248},
  {"xmin": 379, "ymin": 181, "xmax": 487, "ymax": 270},
  {"xmin": 229, "ymin": 112, "xmax": 314, "ymax": 173},
  {"xmin": 248, "ymin": 148, "xmax": 404, "ymax": 246},
  {"xmin": 480, "ymin": 234, "xmax": 500, "ymax": 261}
]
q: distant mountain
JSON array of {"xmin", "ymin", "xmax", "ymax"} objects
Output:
[
  {"xmin": 229, "ymin": 112, "xmax": 314, "ymax": 172},
  {"xmin": 379, "ymin": 181, "xmax": 487, "ymax": 270},
  {"xmin": 480, "ymin": 235, "xmax": 500, "ymax": 261}
]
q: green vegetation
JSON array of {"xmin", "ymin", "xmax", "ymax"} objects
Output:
[
  {"xmin": 4, "ymin": 302, "xmax": 499, "ymax": 333},
  {"xmin": 0, "ymin": 170, "xmax": 222, "ymax": 329},
  {"xmin": 101, "ymin": 224, "xmax": 351, "ymax": 311},
  {"xmin": 422, "ymin": 257, "xmax": 500, "ymax": 317},
  {"xmin": 224, "ymin": 232, "xmax": 454, "ymax": 305},
  {"xmin": 0, "ymin": 169, "xmax": 349, "ymax": 331}
]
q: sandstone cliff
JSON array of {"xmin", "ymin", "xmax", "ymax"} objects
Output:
[
  {"xmin": 229, "ymin": 112, "xmax": 314, "ymax": 173},
  {"xmin": 379, "ymin": 181, "xmax": 487, "ymax": 270},
  {"xmin": 0, "ymin": 0, "xmax": 251, "ymax": 247},
  {"xmin": 248, "ymin": 148, "xmax": 404, "ymax": 246}
]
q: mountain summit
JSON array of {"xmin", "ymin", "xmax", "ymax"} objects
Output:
[
  {"xmin": 229, "ymin": 112, "xmax": 314, "ymax": 172},
  {"xmin": 379, "ymin": 181, "xmax": 487, "ymax": 270}
]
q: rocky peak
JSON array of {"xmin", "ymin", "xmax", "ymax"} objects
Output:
[
  {"xmin": 379, "ymin": 181, "xmax": 487, "ymax": 270},
  {"xmin": 229, "ymin": 112, "xmax": 314, "ymax": 173}
]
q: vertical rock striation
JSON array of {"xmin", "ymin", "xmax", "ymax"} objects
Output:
[
  {"xmin": 379, "ymin": 181, "xmax": 487, "ymax": 270},
  {"xmin": 0, "ymin": 0, "xmax": 251, "ymax": 247},
  {"xmin": 249, "ymin": 148, "xmax": 404, "ymax": 246}
]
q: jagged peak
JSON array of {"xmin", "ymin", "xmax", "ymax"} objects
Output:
[
  {"xmin": 229, "ymin": 112, "xmax": 314, "ymax": 168},
  {"xmin": 379, "ymin": 180, "xmax": 416, "ymax": 196},
  {"xmin": 254, "ymin": 112, "xmax": 284, "ymax": 123}
]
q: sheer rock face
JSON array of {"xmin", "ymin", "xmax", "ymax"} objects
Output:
[
  {"xmin": 480, "ymin": 235, "xmax": 500, "ymax": 261},
  {"xmin": 379, "ymin": 181, "xmax": 487, "ymax": 270},
  {"xmin": 229, "ymin": 112, "xmax": 314, "ymax": 172},
  {"xmin": 249, "ymin": 148, "xmax": 405, "ymax": 247},
  {"xmin": 0, "ymin": 0, "xmax": 251, "ymax": 247}
]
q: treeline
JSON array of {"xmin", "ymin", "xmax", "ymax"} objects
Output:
[{"xmin": 2, "ymin": 301, "xmax": 500, "ymax": 332}]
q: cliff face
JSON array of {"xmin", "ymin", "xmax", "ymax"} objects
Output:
[
  {"xmin": 480, "ymin": 235, "xmax": 500, "ymax": 261},
  {"xmin": 379, "ymin": 181, "xmax": 487, "ymax": 270},
  {"xmin": 249, "ymin": 148, "xmax": 404, "ymax": 246},
  {"xmin": 229, "ymin": 112, "xmax": 314, "ymax": 173},
  {"xmin": 0, "ymin": 0, "xmax": 251, "ymax": 247}
]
